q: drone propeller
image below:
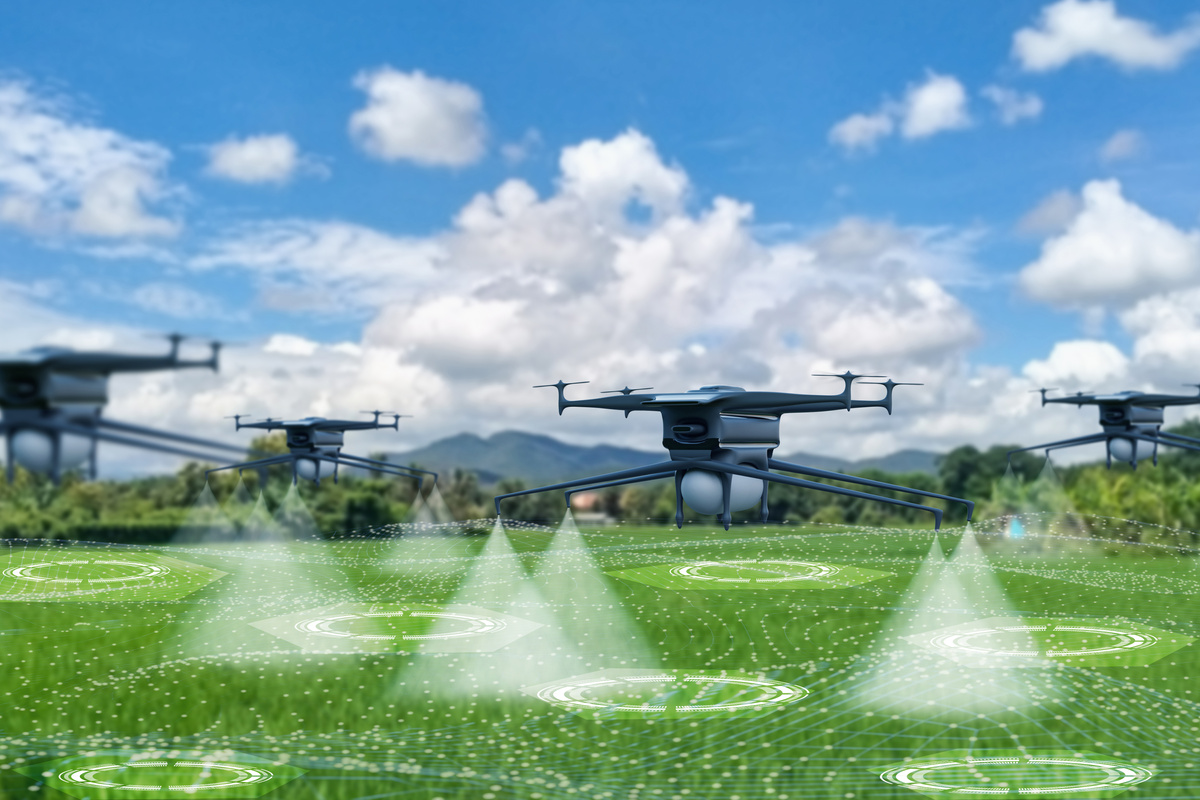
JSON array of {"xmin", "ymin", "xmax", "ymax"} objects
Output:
[
  {"xmin": 1029, "ymin": 388, "xmax": 1059, "ymax": 406},
  {"xmin": 534, "ymin": 380, "xmax": 589, "ymax": 390},
  {"xmin": 601, "ymin": 386, "xmax": 653, "ymax": 395},
  {"xmin": 812, "ymin": 371, "xmax": 885, "ymax": 382},
  {"xmin": 535, "ymin": 380, "xmax": 589, "ymax": 415}
]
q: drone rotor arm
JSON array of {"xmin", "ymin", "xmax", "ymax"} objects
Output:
[
  {"xmin": 769, "ymin": 458, "xmax": 973, "ymax": 520},
  {"xmin": 1157, "ymin": 430, "xmax": 1200, "ymax": 446},
  {"xmin": 335, "ymin": 452, "xmax": 437, "ymax": 480},
  {"xmin": 45, "ymin": 420, "xmax": 248, "ymax": 466},
  {"xmin": 1008, "ymin": 433, "xmax": 1108, "ymax": 460},
  {"xmin": 701, "ymin": 460, "xmax": 943, "ymax": 530},
  {"xmin": 564, "ymin": 471, "xmax": 676, "ymax": 506},
  {"xmin": 494, "ymin": 460, "xmax": 681, "ymax": 515},
  {"xmin": 95, "ymin": 418, "xmax": 249, "ymax": 455},
  {"xmin": 1127, "ymin": 432, "xmax": 1200, "ymax": 456},
  {"xmin": 206, "ymin": 454, "xmax": 296, "ymax": 478}
]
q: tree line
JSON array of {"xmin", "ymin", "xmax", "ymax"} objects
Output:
[{"xmin": 3, "ymin": 425, "xmax": 1200, "ymax": 544}]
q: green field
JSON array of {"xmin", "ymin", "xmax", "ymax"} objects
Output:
[{"xmin": 2, "ymin": 513, "xmax": 1200, "ymax": 798}]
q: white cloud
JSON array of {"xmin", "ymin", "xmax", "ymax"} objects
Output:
[
  {"xmin": 1017, "ymin": 189, "xmax": 1081, "ymax": 235},
  {"xmin": 900, "ymin": 72, "xmax": 971, "ymax": 139},
  {"xmin": 191, "ymin": 219, "xmax": 444, "ymax": 311},
  {"xmin": 828, "ymin": 111, "xmax": 894, "ymax": 153},
  {"xmin": 1019, "ymin": 179, "xmax": 1200, "ymax": 307},
  {"xmin": 1013, "ymin": 0, "xmax": 1200, "ymax": 72},
  {"xmin": 181, "ymin": 130, "xmax": 985, "ymax": 461},
  {"xmin": 980, "ymin": 85, "xmax": 1044, "ymax": 125},
  {"xmin": 557, "ymin": 128, "xmax": 688, "ymax": 218},
  {"xmin": 348, "ymin": 67, "xmax": 486, "ymax": 167},
  {"xmin": 1099, "ymin": 128, "xmax": 1143, "ymax": 162},
  {"xmin": 0, "ymin": 80, "xmax": 179, "ymax": 238},
  {"xmin": 1022, "ymin": 339, "xmax": 1130, "ymax": 387},
  {"xmin": 829, "ymin": 70, "xmax": 970, "ymax": 153},
  {"xmin": 263, "ymin": 333, "xmax": 320, "ymax": 357},
  {"xmin": 205, "ymin": 133, "xmax": 309, "ymax": 184},
  {"xmin": 501, "ymin": 128, "xmax": 543, "ymax": 165},
  {"xmin": 127, "ymin": 282, "xmax": 226, "ymax": 319}
]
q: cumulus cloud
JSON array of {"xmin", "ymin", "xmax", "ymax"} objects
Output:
[
  {"xmin": 1019, "ymin": 179, "xmax": 1200, "ymax": 307},
  {"xmin": 900, "ymin": 72, "xmax": 972, "ymax": 139},
  {"xmin": 1099, "ymin": 128, "xmax": 1143, "ymax": 162},
  {"xmin": 828, "ymin": 111, "xmax": 894, "ymax": 153},
  {"xmin": 174, "ymin": 129, "xmax": 987, "ymax": 461},
  {"xmin": 1013, "ymin": 0, "xmax": 1200, "ymax": 72},
  {"xmin": 500, "ymin": 128, "xmax": 542, "ymax": 165},
  {"xmin": 829, "ymin": 71, "xmax": 970, "ymax": 153},
  {"xmin": 191, "ymin": 220, "xmax": 444, "ymax": 311},
  {"xmin": 1023, "ymin": 339, "xmax": 1130, "ymax": 387},
  {"xmin": 0, "ymin": 80, "xmax": 179, "ymax": 238},
  {"xmin": 205, "ymin": 133, "xmax": 315, "ymax": 184},
  {"xmin": 980, "ymin": 85, "xmax": 1044, "ymax": 125},
  {"xmin": 1018, "ymin": 189, "xmax": 1081, "ymax": 235},
  {"xmin": 348, "ymin": 67, "xmax": 487, "ymax": 167}
]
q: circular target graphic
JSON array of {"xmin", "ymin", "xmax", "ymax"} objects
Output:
[
  {"xmin": 295, "ymin": 609, "xmax": 507, "ymax": 641},
  {"xmin": 57, "ymin": 759, "xmax": 274, "ymax": 792},
  {"xmin": 2, "ymin": 559, "xmax": 169, "ymax": 584},
  {"xmin": 879, "ymin": 754, "xmax": 1155, "ymax": 795},
  {"xmin": 530, "ymin": 670, "xmax": 809, "ymax": 714},
  {"xmin": 668, "ymin": 560, "xmax": 839, "ymax": 583},
  {"xmin": 926, "ymin": 623, "xmax": 1158, "ymax": 659}
]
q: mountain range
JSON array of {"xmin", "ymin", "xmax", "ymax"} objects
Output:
[{"xmin": 381, "ymin": 430, "xmax": 941, "ymax": 486}]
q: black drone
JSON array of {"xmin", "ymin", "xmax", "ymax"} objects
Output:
[
  {"xmin": 495, "ymin": 374, "xmax": 972, "ymax": 530},
  {"xmin": 1009, "ymin": 387, "xmax": 1200, "ymax": 468},
  {"xmin": 206, "ymin": 412, "xmax": 437, "ymax": 487},
  {"xmin": 0, "ymin": 335, "xmax": 248, "ymax": 483}
]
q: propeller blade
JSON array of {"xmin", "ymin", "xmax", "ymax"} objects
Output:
[
  {"xmin": 601, "ymin": 386, "xmax": 653, "ymax": 395},
  {"xmin": 533, "ymin": 380, "xmax": 589, "ymax": 389}
]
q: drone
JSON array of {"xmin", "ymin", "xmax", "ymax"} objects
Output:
[
  {"xmin": 1009, "ymin": 387, "xmax": 1200, "ymax": 468},
  {"xmin": 205, "ymin": 412, "xmax": 437, "ymax": 487},
  {"xmin": 0, "ymin": 335, "xmax": 250, "ymax": 483},
  {"xmin": 494, "ymin": 373, "xmax": 973, "ymax": 530}
]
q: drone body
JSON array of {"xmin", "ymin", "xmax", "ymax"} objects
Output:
[
  {"xmin": 1010, "ymin": 387, "xmax": 1200, "ymax": 468},
  {"xmin": 206, "ymin": 412, "xmax": 437, "ymax": 487},
  {"xmin": 495, "ymin": 374, "xmax": 973, "ymax": 530},
  {"xmin": 0, "ymin": 336, "xmax": 246, "ymax": 483}
]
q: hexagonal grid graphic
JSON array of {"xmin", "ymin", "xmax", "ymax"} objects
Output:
[
  {"xmin": 522, "ymin": 668, "xmax": 809, "ymax": 719},
  {"xmin": 879, "ymin": 750, "xmax": 1156, "ymax": 798},
  {"xmin": 905, "ymin": 616, "xmax": 1194, "ymax": 668},
  {"xmin": 17, "ymin": 750, "xmax": 304, "ymax": 799},
  {"xmin": 0, "ymin": 549, "xmax": 226, "ymax": 602},
  {"xmin": 608, "ymin": 559, "xmax": 890, "ymax": 591},
  {"xmin": 250, "ymin": 601, "xmax": 542, "ymax": 653}
]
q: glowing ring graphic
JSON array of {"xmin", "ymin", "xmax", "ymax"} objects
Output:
[
  {"xmin": 2, "ymin": 559, "xmax": 169, "ymax": 584},
  {"xmin": 926, "ymin": 624, "xmax": 1159, "ymax": 659},
  {"xmin": 668, "ymin": 560, "xmax": 839, "ymax": 583},
  {"xmin": 880, "ymin": 756, "xmax": 1155, "ymax": 794},
  {"xmin": 295, "ymin": 610, "xmax": 507, "ymax": 641},
  {"xmin": 57, "ymin": 760, "xmax": 274, "ymax": 791},
  {"xmin": 535, "ymin": 673, "xmax": 808, "ymax": 713}
]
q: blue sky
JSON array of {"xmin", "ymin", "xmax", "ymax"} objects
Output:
[{"xmin": 3, "ymin": 1, "xmax": 1200, "ymax": 467}]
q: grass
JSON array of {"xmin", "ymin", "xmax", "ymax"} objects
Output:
[{"xmin": 0, "ymin": 515, "xmax": 1199, "ymax": 798}]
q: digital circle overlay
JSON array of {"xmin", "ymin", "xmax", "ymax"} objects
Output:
[
  {"xmin": 667, "ymin": 560, "xmax": 839, "ymax": 583},
  {"xmin": 57, "ymin": 759, "xmax": 274, "ymax": 792},
  {"xmin": 2, "ymin": 559, "xmax": 170, "ymax": 584},
  {"xmin": 879, "ymin": 754, "xmax": 1156, "ymax": 795},
  {"xmin": 294, "ymin": 608, "xmax": 507, "ymax": 641},
  {"xmin": 928, "ymin": 622, "xmax": 1157, "ymax": 659},
  {"xmin": 525, "ymin": 669, "xmax": 809, "ymax": 716}
]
